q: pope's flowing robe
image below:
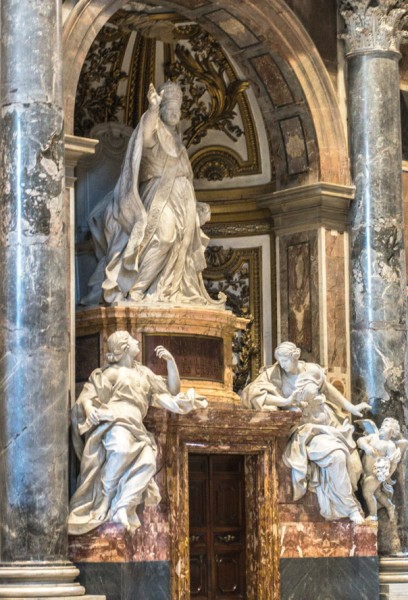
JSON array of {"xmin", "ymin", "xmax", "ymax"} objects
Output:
[{"xmin": 82, "ymin": 109, "xmax": 221, "ymax": 306}]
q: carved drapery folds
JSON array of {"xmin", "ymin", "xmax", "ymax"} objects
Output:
[{"xmin": 339, "ymin": 0, "xmax": 408, "ymax": 55}]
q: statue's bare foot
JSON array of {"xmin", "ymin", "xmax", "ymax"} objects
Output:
[
  {"xmin": 365, "ymin": 515, "xmax": 378, "ymax": 522},
  {"xmin": 350, "ymin": 511, "xmax": 365, "ymax": 525},
  {"xmin": 91, "ymin": 498, "xmax": 110, "ymax": 522},
  {"xmin": 115, "ymin": 507, "xmax": 131, "ymax": 532}
]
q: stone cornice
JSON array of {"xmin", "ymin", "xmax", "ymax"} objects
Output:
[
  {"xmin": 339, "ymin": 0, "xmax": 408, "ymax": 56},
  {"xmin": 64, "ymin": 133, "xmax": 98, "ymax": 187},
  {"xmin": 257, "ymin": 182, "xmax": 355, "ymax": 233}
]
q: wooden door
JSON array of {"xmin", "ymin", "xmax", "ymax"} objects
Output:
[{"xmin": 189, "ymin": 454, "xmax": 246, "ymax": 600}]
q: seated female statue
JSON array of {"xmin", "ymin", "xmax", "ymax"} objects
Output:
[{"xmin": 68, "ymin": 330, "xmax": 207, "ymax": 534}]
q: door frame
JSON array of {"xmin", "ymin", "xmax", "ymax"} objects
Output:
[{"xmin": 166, "ymin": 407, "xmax": 293, "ymax": 600}]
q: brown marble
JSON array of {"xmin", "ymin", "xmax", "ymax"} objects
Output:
[
  {"xmin": 75, "ymin": 333, "xmax": 100, "ymax": 382},
  {"xmin": 205, "ymin": 9, "xmax": 259, "ymax": 48},
  {"xmin": 279, "ymin": 117, "xmax": 309, "ymax": 176},
  {"xmin": 250, "ymin": 54, "xmax": 294, "ymax": 107},
  {"xmin": 76, "ymin": 305, "xmax": 248, "ymax": 405},
  {"xmin": 142, "ymin": 334, "xmax": 224, "ymax": 382},
  {"xmin": 165, "ymin": 408, "xmax": 300, "ymax": 600},
  {"xmin": 287, "ymin": 241, "xmax": 312, "ymax": 351},
  {"xmin": 279, "ymin": 521, "xmax": 377, "ymax": 558},
  {"xmin": 279, "ymin": 230, "xmax": 320, "ymax": 362},
  {"xmin": 325, "ymin": 229, "xmax": 348, "ymax": 371},
  {"xmin": 68, "ymin": 508, "xmax": 170, "ymax": 563}
]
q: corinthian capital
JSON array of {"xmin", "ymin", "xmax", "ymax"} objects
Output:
[{"xmin": 339, "ymin": 0, "xmax": 408, "ymax": 56}]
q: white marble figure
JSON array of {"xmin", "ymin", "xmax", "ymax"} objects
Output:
[
  {"xmin": 283, "ymin": 371, "xmax": 365, "ymax": 524},
  {"xmin": 241, "ymin": 341, "xmax": 372, "ymax": 523},
  {"xmin": 241, "ymin": 341, "xmax": 370, "ymax": 417},
  {"xmin": 81, "ymin": 81, "xmax": 223, "ymax": 307},
  {"xmin": 68, "ymin": 330, "xmax": 207, "ymax": 535},
  {"xmin": 357, "ymin": 418, "xmax": 408, "ymax": 522}
]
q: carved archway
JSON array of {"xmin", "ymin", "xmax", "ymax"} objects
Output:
[{"xmin": 63, "ymin": 0, "xmax": 350, "ymax": 188}]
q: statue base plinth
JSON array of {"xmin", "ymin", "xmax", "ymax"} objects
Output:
[
  {"xmin": 0, "ymin": 564, "xmax": 104, "ymax": 598},
  {"xmin": 75, "ymin": 305, "xmax": 248, "ymax": 405},
  {"xmin": 380, "ymin": 557, "xmax": 408, "ymax": 599}
]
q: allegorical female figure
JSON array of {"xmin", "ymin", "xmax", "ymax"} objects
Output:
[
  {"xmin": 241, "ymin": 341, "xmax": 370, "ymax": 417},
  {"xmin": 82, "ymin": 81, "xmax": 222, "ymax": 307},
  {"xmin": 241, "ymin": 341, "xmax": 371, "ymax": 523},
  {"xmin": 283, "ymin": 372, "xmax": 365, "ymax": 523},
  {"xmin": 68, "ymin": 331, "xmax": 207, "ymax": 534}
]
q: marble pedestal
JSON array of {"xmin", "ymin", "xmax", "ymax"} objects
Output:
[
  {"xmin": 380, "ymin": 557, "xmax": 408, "ymax": 600},
  {"xmin": 0, "ymin": 564, "xmax": 104, "ymax": 598},
  {"xmin": 75, "ymin": 305, "xmax": 248, "ymax": 405}
]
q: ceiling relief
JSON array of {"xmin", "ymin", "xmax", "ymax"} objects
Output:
[
  {"xmin": 74, "ymin": 25, "xmax": 129, "ymax": 137},
  {"xmin": 74, "ymin": 9, "xmax": 264, "ymax": 184}
]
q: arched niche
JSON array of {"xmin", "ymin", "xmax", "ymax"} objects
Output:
[{"xmin": 63, "ymin": 0, "xmax": 350, "ymax": 190}]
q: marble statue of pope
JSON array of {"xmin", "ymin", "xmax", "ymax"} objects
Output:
[{"xmin": 81, "ymin": 81, "xmax": 223, "ymax": 307}]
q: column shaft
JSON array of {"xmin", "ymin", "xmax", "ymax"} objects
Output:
[
  {"xmin": 341, "ymin": 0, "xmax": 408, "ymax": 555},
  {"xmin": 348, "ymin": 51, "xmax": 408, "ymax": 422},
  {"xmin": 0, "ymin": 0, "xmax": 68, "ymax": 562}
]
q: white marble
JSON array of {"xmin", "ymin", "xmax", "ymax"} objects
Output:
[
  {"xmin": 241, "ymin": 341, "xmax": 371, "ymax": 523},
  {"xmin": 357, "ymin": 418, "xmax": 408, "ymax": 521},
  {"xmin": 69, "ymin": 331, "xmax": 207, "ymax": 535},
  {"xmin": 81, "ymin": 82, "xmax": 224, "ymax": 307}
]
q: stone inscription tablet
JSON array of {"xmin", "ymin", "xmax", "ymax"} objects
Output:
[{"xmin": 142, "ymin": 334, "xmax": 224, "ymax": 383}]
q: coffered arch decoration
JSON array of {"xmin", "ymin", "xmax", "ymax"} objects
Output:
[
  {"xmin": 72, "ymin": 12, "xmax": 266, "ymax": 187},
  {"xmin": 63, "ymin": 0, "xmax": 351, "ymax": 191}
]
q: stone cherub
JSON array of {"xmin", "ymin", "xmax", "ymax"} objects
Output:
[
  {"xmin": 356, "ymin": 418, "xmax": 408, "ymax": 522},
  {"xmin": 81, "ymin": 80, "xmax": 223, "ymax": 308},
  {"xmin": 68, "ymin": 330, "xmax": 207, "ymax": 535}
]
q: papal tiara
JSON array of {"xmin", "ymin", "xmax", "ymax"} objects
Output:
[{"xmin": 158, "ymin": 80, "xmax": 183, "ymax": 105}]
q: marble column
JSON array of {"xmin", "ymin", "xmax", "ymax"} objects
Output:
[
  {"xmin": 340, "ymin": 0, "xmax": 408, "ymax": 557},
  {"xmin": 0, "ymin": 1, "xmax": 96, "ymax": 597}
]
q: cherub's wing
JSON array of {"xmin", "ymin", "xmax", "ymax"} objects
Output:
[{"xmin": 355, "ymin": 419, "xmax": 379, "ymax": 435}]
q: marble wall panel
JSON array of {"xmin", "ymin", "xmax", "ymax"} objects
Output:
[
  {"xmin": 279, "ymin": 117, "xmax": 309, "ymax": 176},
  {"xmin": 280, "ymin": 557, "xmax": 379, "ymax": 600},
  {"xmin": 279, "ymin": 230, "xmax": 319, "ymax": 362},
  {"xmin": 76, "ymin": 561, "xmax": 170, "ymax": 600},
  {"xmin": 279, "ymin": 522, "xmax": 377, "ymax": 558},
  {"xmin": 204, "ymin": 9, "xmax": 260, "ymax": 48},
  {"xmin": 250, "ymin": 54, "xmax": 294, "ymax": 107},
  {"xmin": 142, "ymin": 334, "xmax": 224, "ymax": 382},
  {"xmin": 287, "ymin": 241, "xmax": 312, "ymax": 352},
  {"xmin": 75, "ymin": 333, "xmax": 100, "ymax": 383},
  {"xmin": 325, "ymin": 229, "xmax": 348, "ymax": 371}
]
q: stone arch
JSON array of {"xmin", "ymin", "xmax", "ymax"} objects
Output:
[{"xmin": 63, "ymin": 0, "xmax": 350, "ymax": 187}]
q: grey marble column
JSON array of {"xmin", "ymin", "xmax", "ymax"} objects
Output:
[
  {"xmin": 340, "ymin": 0, "xmax": 408, "ymax": 554},
  {"xmin": 0, "ymin": 0, "xmax": 87, "ymax": 596}
]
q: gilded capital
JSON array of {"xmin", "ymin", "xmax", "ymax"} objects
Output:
[{"xmin": 339, "ymin": 0, "xmax": 408, "ymax": 56}]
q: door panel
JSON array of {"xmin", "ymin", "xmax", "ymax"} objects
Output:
[{"xmin": 189, "ymin": 455, "xmax": 246, "ymax": 600}]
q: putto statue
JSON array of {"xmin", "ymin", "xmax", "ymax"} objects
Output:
[
  {"xmin": 68, "ymin": 331, "xmax": 207, "ymax": 535},
  {"xmin": 357, "ymin": 418, "xmax": 408, "ymax": 522},
  {"xmin": 81, "ymin": 81, "xmax": 223, "ymax": 307}
]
